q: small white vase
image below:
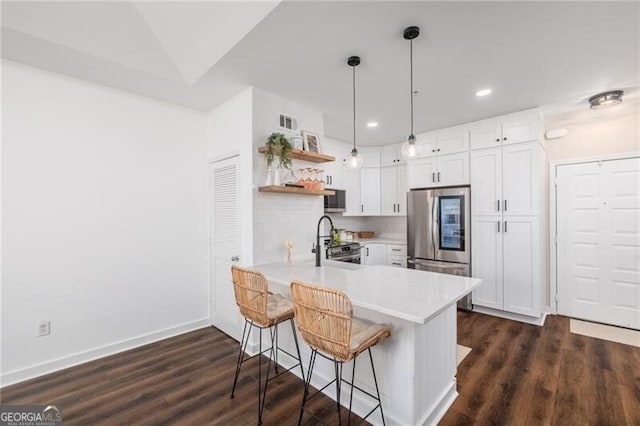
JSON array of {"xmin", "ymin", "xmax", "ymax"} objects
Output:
[
  {"xmin": 273, "ymin": 165, "xmax": 281, "ymax": 186},
  {"xmin": 265, "ymin": 166, "xmax": 273, "ymax": 186}
]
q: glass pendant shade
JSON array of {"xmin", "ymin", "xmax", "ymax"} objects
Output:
[
  {"xmin": 401, "ymin": 134, "xmax": 418, "ymax": 159},
  {"xmin": 348, "ymin": 148, "xmax": 364, "ymax": 168}
]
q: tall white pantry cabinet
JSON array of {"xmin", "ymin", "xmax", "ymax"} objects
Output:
[{"xmin": 469, "ymin": 110, "xmax": 545, "ymax": 318}]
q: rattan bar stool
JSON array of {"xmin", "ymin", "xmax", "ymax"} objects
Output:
[
  {"xmin": 230, "ymin": 265, "xmax": 305, "ymax": 425},
  {"xmin": 290, "ymin": 280, "xmax": 391, "ymax": 426}
]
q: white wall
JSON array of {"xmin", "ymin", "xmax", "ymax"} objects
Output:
[
  {"xmin": 251, "ymin": 88, "xmax": 325, "ymax": 264},
  {"xmin": 1, "ymin": 61, "xmax": 209, "ymax": 384}
]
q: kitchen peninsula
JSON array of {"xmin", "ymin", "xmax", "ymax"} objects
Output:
[{"xmin": 251, "ymin": 259, "xmax": 481, "ymax": 425}]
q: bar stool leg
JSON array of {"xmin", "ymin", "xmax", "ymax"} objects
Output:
[
  {"xmin": 298, "ymin": 349, "xmax": 317, "ymax": 426},
  {"xmin": 347, "ymin": 356, "xmax": 356, "ymax": 426},
  {"xmin": 334, "ymin": 359, "xmax": 342, "ymax": 425},
  {"xmin": 231, "ymin": 319, "xmax": 251, "ymax": 399},
  {"xmin": 369, "ymin": 348, "xmax": 386, "ymax": 426},
  {"xmin": 274, "ymin": 323, "xmax": 279, "ymax": 374},
  {"xmin": 258, "ymin": 326, "xmax": 277, "ymax": 425},
  {"xmin": 257, "ymin": 327, "xmax": 263, "ymax": 425},
  {"xmin": 289, "ymin": 319, "xmax": 305, "ymax": 381}
]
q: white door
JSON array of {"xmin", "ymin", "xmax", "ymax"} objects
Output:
[
  {"xmin": 209, "ymin": 156, "xmax": 242, "ymax": 339},
  {"xmin": 436, "ymin": 152, "xmax": 470, "ymax": 187},
  {"xmin": 557, "ymin": 157, "xmax": 640, "ymax": 329},
  {"xmin": 502, "ymin": 142, "xmax": 540, "ymax": 216},
  {"xmin": 471, "ymin": 147, "xmax": 502, "ymax": 216},
  {"xmin": 471, "ymin": 216, "xmax": 503, "ymax": 310},
  {"xmin": 502, "ymin": 216, "xmax": 540, "ymax": 317},
  {"xmin": 380, "ymin": 166, "xmax": 397, "ymax": 215},
  {"xmin": 360, "ymin": 168, "xmax": 381, "ymax": 215},
  {"xmin": 343, "ymin": 166, "xmax": 361, "ymax": 216},
  {"xmin": 407, "ymin": 157, "xmax": 437, "ymax": 189}
]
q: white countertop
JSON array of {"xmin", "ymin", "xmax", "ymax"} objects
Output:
[
  {"xmin": 356, "ymin": 238, "xmax": 406, "ymax": 245},
  {"xmin": 251, "ymin": 259, "xmax": 481, "ymax": 324}
]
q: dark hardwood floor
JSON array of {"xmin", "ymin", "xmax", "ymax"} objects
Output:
[{"xmin": 1, "ymin": 312, "xmax": 638, "ymax": 425}]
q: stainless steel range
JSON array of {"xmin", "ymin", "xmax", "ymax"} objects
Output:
[{"xmin": 326, "ymin": 242, "xmax": 362, "ymax": 264}]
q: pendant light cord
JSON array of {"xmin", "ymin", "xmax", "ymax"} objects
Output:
[
  {"xmin": 352, "ymin": 65, "xmax": 357, "ymax": 150},
  {"xmin": 410, "ymin": 38, "xmax": 414, "ymax": 137}
]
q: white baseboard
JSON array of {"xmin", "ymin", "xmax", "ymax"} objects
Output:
[
  {"xmin": 418, "ymin": 380, "xmax": 458, "ymax": 426},
  {"xmin": 472, "ymin": 306, "xmax": 548, "ymax": 326},
  {"xmin": 1, "ymin": 318, "xmax": 210, "ymax": 387}
]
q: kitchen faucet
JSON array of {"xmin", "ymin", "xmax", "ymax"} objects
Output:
[{"xmin": 313, "ymin": 215, "xmax": 334, "ymax": 267}]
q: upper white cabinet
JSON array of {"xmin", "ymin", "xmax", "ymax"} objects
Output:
[
  {"xmin": 415, "ymin": 126, "xmax": 469, "ymax": 158},
  {"xmin": 360, "ymin": 167, "xmax": 381, "ymax": 215},
  {"xmin": 471, "ymin": 142, "xmax": 541, "ymax": 217},
  {"xmin": 322, "ymin": 138, "xmax": 349, "ymax": 190},
  {"xmin": 381, "ymin": 143, "xmax": 406, "ymax": 167},
  {"xmin": 502, "ymin": 143, "xmax": 541, "ymax": 216},
  {"xmin": 381, "ymin": 165, "xmax": 408, "ymax": 215},
  {"xmin": 407, "ymin": 152, "xmax": 469, "ymax": 189},
  {"xmin": 361, "ymin": 150, "xmax": 381, "ymax": 168},
  {"xmin": 343, "ymin": 166, "xmax": 361, "ymax": 215},
  {"xmin": 470, "ymin": 108, "xmax": 541, "ymax": 150}
]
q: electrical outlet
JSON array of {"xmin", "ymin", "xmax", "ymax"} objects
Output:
[{"xmin": 38, "ymin": 320, "xmax": 51, "ymax": 337}]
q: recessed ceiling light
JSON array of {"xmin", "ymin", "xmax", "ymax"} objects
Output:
[
  {"xmin": 367, "ymin": 122, "xmax": 378, "ymax": 128},
  {"xmin": 475, "ymin": 89, "xmax": 492, "ymax": 97}
]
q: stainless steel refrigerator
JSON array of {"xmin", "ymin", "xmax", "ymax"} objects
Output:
[{"xmin": 407, "ymin": 186, "xmax": 472, "ymax": 310}]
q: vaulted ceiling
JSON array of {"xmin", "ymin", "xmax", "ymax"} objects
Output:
[{"xmin": 2, "ymin": 1, "xmax": 638, "ymax": 145}]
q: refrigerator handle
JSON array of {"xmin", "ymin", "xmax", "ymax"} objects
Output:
[{"xmin": 432, "ymin": 195, "xmax": 438, "ymax": 255}]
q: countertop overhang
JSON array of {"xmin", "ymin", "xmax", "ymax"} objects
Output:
[{"xmin": 250, "ymin": 259, "xmax": 482, "ymax": 324}]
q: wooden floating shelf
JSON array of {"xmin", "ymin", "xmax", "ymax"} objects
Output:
[
  {"xmin": 258, "ymin": 186, "xmax": 335, "ymax": 196},
  {"xmin": 257, "ymin": 146, "xmax": 335, "ymax": 163}
]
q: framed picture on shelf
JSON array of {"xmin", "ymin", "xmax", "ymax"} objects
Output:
[{"xmin": 302, "ymin": 130, "xmax": 321, "ymax": 153}]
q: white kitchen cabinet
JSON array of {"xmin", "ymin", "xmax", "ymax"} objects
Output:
[
  {"xmin": 343, "ymin": 166, "xmax": 361, "ymax": 215},
  {"xmin": 407, "ymin": 152, "xmax": 469, "ymax": 189},
  {"xmin": 471, "ymin": 216, "xmax": 503, "ymax": 310},
  {"xmin": 471, "ymin": 216, "xmax": 540, "ymax": 317},
  {"xmin": 471, "ymin": 142, "xmax": 541, "ymax": 217},
  {"xmin": 387, "ymin": 255, "xmax": 407, "ymax": 268},
  {"xmin": 415, "ymin": 126, "xmax": 469, "ymax": 158},
  {"xmin": 360, "ymin": 168, "xmax": 381, "ymax": 215},
  {"xmin": 362, "ymin": 243, "xmax": 386, "ymax": 265},
  {"xmin": 470, "ymin": 108, "xmax": 541, "ymax": 150},
  {"xmin": 502, "ymin": 216, "xmax": 540, "ymax": 317},
  {"xmin": 502, "ymin": 143, "xmax": 541, "ymax": 216},
  {"xmin": 471, "ymin": 148, "xmax": 502, "ymax": 216},
  {"xmin": 386, "ymin": 244, "xmax": 407, "ymax": 256},
  {"xmin": 381, "ymin": 143, "xmax": 405, "ymax": 167},
  {"xmin": 322, "ymin": 147, "xmax": 345, "ymax": 189},
  {"xmin": 380, "ymin": 165, "xmax": 408, "ymax": 215},
  {"xmin": 361, "ymin": 150, "xmax": 381, "ymax": 168}
]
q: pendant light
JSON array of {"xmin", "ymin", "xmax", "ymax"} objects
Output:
[
  {"xmin": 347, "ymin": 56, "xmax": 364, "ymax": 168},
  {"xmin": 401, "ymin": 26, "xmax": 420, "ymax": 160}
]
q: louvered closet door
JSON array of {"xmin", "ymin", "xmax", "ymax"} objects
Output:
[{"xmin": 210, "ymin": 156, "xmax": 242, "ymax": 339}]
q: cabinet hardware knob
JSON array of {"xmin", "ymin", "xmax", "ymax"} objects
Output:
[
  {"xmin": 231, "ymin": 255, "xmax": 239, "ymax": 262},
  {"xmin": 437, "ymin": 172, "xmax": 441, "ymax": 182},
  {"xmin": 504, "ymin": 221, "xmax": 508, "ymax": 232},
  {"xmin": 432, "ymin": 172, "xmax": 435, "ymax": 182},
  {"xmin": 496, "ymin": 138, "xmax": 500, "ymax": 142},
  {"xmin": 504, "ymin": 200, "xmax": 508, "ymax": 211},
  {"xmin": 437, "ymin": 148, "xmax": 440, "ymax": 152},
  {"xmin": 497, "ymin": 221, "xmax": 500, "ymax": 232},
  {"xmin": 503, "ymin": 137, "xmax": 507, "ymax": 141},
  {"xmin": 497, "ymin": 200, "xmax": 500, "ymax": 211}
]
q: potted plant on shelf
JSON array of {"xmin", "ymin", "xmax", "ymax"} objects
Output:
[{"xmin": 264, "ymin": 132, "xmax": 293, "ymax": 186}]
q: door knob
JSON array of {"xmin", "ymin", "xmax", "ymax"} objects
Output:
[{"xmin": 231, "ymin": 255, "xmax": 239, "ymax": 262}]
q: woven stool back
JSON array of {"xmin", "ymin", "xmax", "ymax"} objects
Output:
[
  {"xmin": 291, "ymin": 280, "xmax": 353, "ymax": 361},
  {"xmin": 231, "ymin": 265, "xmax": 270, "ymax": 327}
]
